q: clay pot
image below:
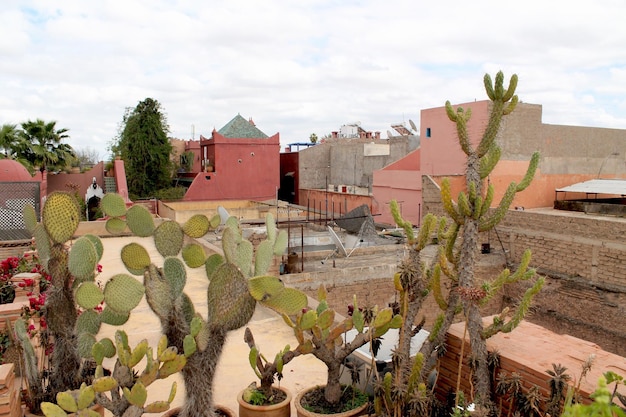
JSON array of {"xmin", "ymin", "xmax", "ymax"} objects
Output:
[
  {"xmin": 294, "ymin": 386, "xmax": 367, "ymax": 417},
  {"xmin": 161, "ymin": 405, "xmax": 236, "ymax": 417},
  {"xmin": 238, "ymin": 386, "xmax": 292, "ymax": 417}
]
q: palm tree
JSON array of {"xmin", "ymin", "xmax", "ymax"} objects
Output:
[
  {"xmin": 0, "ymin": 123, "xmax": 36, "ymax": 173},
  {"xmin": 20, "ymin": 119, "xmax": 76, "ymax": 173},
  {"xmin": 0, "ymin": 123, "xmax": 20, "ymax": 157}
]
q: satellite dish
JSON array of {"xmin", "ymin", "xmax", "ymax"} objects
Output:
[
  {"xmin": 387, "ymin": 130, "xmax": 393, "ymax": 139},
  {"xmin": 409, "ymin": 119, "xmax": 417, "ymax": 132},
  {"xmin": 327, "ymin": 226, "xmax": 348, "ymax": 257},
  {"xmin": 217, "ymin": 206, "xmax": 230, "ymax": 225}
]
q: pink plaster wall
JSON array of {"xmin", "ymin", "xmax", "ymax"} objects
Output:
[
  {"xmin": 372, "ymin": 150, "xmax": 423, "ymax": 226},
  {"xmin": 184, "ymin": 132, "xmax": 280, "ymax": 201},
  {"xmin": 420, "ymin": 100, "xmax": 491, "ymax": 176}
]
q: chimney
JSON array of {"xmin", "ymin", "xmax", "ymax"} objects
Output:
[{"xmin": 249, "ymin": 117, "xmax": 255, "ymax": 126}]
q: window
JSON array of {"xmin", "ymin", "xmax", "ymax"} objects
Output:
[{"xmin": 426, "ymin": 128, "xmax": 431, "ymax": 138}]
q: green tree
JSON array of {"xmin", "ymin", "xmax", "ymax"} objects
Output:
[
  {"xmin": 115, "ymin": 98, "xmax": 173, "ymax": 198},
  {"xmin": 19, "ymin": 119, "xmax": 76, "ymax": 173},
  {"xmin": 309, "ymin": 133, "xmax": 318, "ymax": 144},
  {"xmin": 0, "ymin": 124, "xmax": 20, "ymax": 157}
]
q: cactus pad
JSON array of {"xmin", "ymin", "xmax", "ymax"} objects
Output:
[
  {"xmin": 207, "ymin": 263, "xmax": 256, "ymax": 331},
  {"xmin": 100, "ymin": 306, "xmax": 130, "ymax": 326},
  {"xmin": 181, "ymin": 243, "xmax": 206, "ymax": 268},
  {"xmin": 76, "ymin": 310, "xmax": 101, "ymax": 336},
  {"xmin": 75, "ymin": 281, "xmax": 104, "ymax": 310},
  {"xmin": 144, "ymin": 265, "xmax": 175, "ymax": 322},
  {"xmin": 42, "ymin": 192, "xmax": 80, "ymax": 244},
  {"xmin": 153, "ymin": 221, "xmax": 184, "ymax": 257},
  {"xmin": 248, "ymin": 275, "xmax": 286, "ymax": 301},
  {"xmin": 69, "ymin": 236, "xmax": 99, "ymax": 280},
  {"xmin": 105, "ymin": 217, "xmax": 127, "ymax": 235},
  {"xmin": 162, "ymin": 257, "xmax": 186, "ymax": 300},
  {"xmin": 274, "ymin": 229, "xmax": 288, "ymax": 255},
  {"xmin": 23, "ymin": 204, "xmax": 38, "ymax": 234},
  {"xmin": 182, "ymin": 214, "xmax": 211, "ymax": 238},
  {"xmin": 78, "ymin": 332, "xmax": 97, "ymax": 358},
  {"xmin": 104, "ymin": 274, "xmax": 145, "ymax": 313},
  {"xmin": 204, "ymin": 253, "xmax": 224, "ymax": 280},
  {"xmin": 254, "ymin": 240, "xmax": 274, "ymax": 277},
  {"xmin": 83, "ymin": 234, "xmax": 104, "ymax": 261},
  {"xmin": 101, "ymin": 193, "xmax": 127, "ymax": 217},
  {"xmin": 126, "ymin": 204, "xmax": 155, "ymax": 237},
  {"xmin": 259, "ymin": 287, "xmax": 308, "ymax": 316},
  {"xmin": 121, "ymin": 242, "xmax": 151, "ymax": 275},
  {"xmin": 32, "ymin": 223, "xmax": 50, "ymax": 270}
]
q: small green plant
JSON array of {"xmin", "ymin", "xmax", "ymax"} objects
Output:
[
  {"xmin": 243, "ymin": 326, "xmax": 294, "ymax": 404},
  {"xmin": 284, "ymin": 285, "xmax": 402, "ymax": 411},
  {"xmin": 562, "ymin": 375, "xmax": 626, "ymax": 417},
  {"xmin": 40, "ymin": 329, "xmax": 188, "ymax": 417}
]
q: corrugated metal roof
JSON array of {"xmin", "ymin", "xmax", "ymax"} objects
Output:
[
  {"xmin": 218, "ymin": 114, "xmax": 268, "ymax": 139},
  {"xmin": 556, "ymin": 179, "xmax": 626, "ymax": 195}
]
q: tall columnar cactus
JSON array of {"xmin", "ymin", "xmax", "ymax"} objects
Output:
[
  {"xmin": 436, "ymin": 71, "xmax": 544, "ymax": 412},
  {"xmin": 380, "ymin": 72, "xmax": 545, "ymax": 416},
  {"xmin": 98, "ymin": 193, "xmax": 308, "ymax": 417},
  {"xmin": 284, "ymin": 285, "xmax": 402, "ymax": 406},
  {"xmin": 18, "ymin": 192, "xmax": 145, "ymax": 414},
  {"xmin": 40, "ymin": 330, "xmax": 188, "ymax": 417},
  {"xmin": 373, "ymin": 206, "xmax": 439, "ymax": 417}
]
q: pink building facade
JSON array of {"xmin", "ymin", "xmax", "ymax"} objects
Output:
[
  {"xmin": 373, "ymin": 100, "xmax": 626, "ymax": 226},
  {"xmin": 183, "ymin": 115, "xmax": 281, "ymax": 201}
]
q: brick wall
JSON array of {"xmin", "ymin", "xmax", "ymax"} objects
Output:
[
  {"xmin": 497, "ymin": 210, "xmax": 626, "ymax": 290},
  {"xmin": 422, "ymin": 173, "xmax": 626, "ymax": 354}
]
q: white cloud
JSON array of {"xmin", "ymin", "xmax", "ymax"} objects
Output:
[{"xmin": 1, "ymin": 0, "xmax": 626, "ymax": 158}]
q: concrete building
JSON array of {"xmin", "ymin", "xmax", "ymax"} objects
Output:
[
  {"xmin": 373, "ymin": 100, "xmax": 626, "ymax": 226},
  {"xmin": 289, "ymin": 126, "xmax": 417, "ymax": 220}
]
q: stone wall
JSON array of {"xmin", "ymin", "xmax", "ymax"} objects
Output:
[{"xmin": 422, "ymin": 174, "xmax": 626, "ymax": 355}]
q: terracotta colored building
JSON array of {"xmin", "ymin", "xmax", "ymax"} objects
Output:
[
  {"xmin": 373, "ymin": 100, "xmax": 626, "ymax": 226},
  {"xmin": 183, "ymin": 115, "xmax": 281, "ymax": 201}
]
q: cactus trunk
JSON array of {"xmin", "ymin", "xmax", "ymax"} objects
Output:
[
  {"xmin": 324, "ymin": 361, "xmax": 342, "ymax": 405},
  {"xmin": 46, "ymin": 244, "xmax": 82, "ymax": 394}
]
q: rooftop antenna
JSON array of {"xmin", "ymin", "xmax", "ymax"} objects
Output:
[{"xmin": 191, "ymin": 124, "xmax": 195, "ymax": 140}]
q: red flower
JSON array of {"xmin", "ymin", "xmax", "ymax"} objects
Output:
[{"xmin": 97, "ymin": 264, "xmax": 103, "ymax": 273}]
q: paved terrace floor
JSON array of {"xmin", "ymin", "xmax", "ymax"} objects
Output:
[{"xmin": 95, "ymin": 236, "xmax": 328, "ymax": 417}]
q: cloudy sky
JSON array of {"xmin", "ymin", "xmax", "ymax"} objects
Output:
[{"xmin": 2, "ymin": 1, "xmax": 625, "ymax": 161}]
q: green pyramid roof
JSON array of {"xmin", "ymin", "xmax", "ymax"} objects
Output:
[{"xmin": 218, "ymin": 114, "xmax": 269, "ymax": 139}]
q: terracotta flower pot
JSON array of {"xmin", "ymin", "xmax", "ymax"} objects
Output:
[
  {"xmin": 294, "ymin": 386, "xmax": 368, "ymax": 417},
  {"xmin": 238, "ymin": 386, "xmax": 292, "ymax": 417}
]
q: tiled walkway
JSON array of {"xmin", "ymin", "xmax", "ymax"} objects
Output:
[{"xmin": 97, "ymin": 236, "xmax": 327, "ymax": 416}]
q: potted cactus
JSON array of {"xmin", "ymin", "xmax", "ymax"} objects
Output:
[
  {"xmin": 238, "ymin": 327, "xmax": 295, "ymax": 417},
  {"xmin": 97, "ymin": 194, "xmax": 308, "ymax": 417},
  {"xmin": 39, "ymin": 329, "xmax": 188, "ymax": 417},
  {"xmin": 285, "ymin": 285, "xmax": 402, "ymax": 417},
  {"xmin": 16, "ymin": 192, "xmax": 145, "ymax": 415}
]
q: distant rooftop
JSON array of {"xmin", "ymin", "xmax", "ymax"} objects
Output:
[{"xmin": 218, "ymin": 114, "xmax": 269, "ymax": 139}]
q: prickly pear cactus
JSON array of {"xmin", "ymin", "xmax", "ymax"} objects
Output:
[
  {"xmin": 141, "ymin": 212, "xmax": 307, "ymax": 417},
  {"xmin": 284, "ymin": 285, "xmax": 402, "ymax": 405},
  {"xmin": 40, "ymin": 330, "xmax": 185, "ymax": 417}
]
